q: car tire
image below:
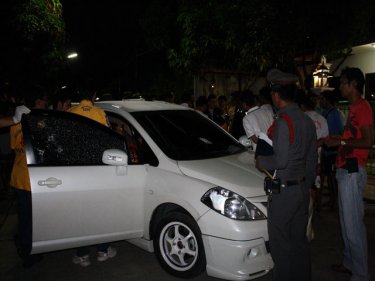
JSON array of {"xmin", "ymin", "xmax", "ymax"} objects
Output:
[{"xmin": 154, "ymin": 212, "xmax": 206, "ymax": 278}]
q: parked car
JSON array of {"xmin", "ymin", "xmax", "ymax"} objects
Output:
[{"xmin": 22, "ymin": 100, "xmax": 273, "ymax": 280}]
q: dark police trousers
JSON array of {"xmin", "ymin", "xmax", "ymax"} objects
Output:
[{"xmin": 267, "ymin": 181, "xmax": 311, "ymax": 281}]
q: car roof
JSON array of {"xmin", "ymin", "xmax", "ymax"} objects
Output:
[{"xmin": 97, "ymin": 99, "xmax": 191, "ymax": 113}]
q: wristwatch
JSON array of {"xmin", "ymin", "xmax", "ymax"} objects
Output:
[{"xmin": 340, "ymin": 139, "xmax": 346, "ymax": 146}]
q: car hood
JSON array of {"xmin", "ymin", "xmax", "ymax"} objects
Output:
[{"xmin": 177, "ymin": 151, "xmax": 265, "ymax": 198}]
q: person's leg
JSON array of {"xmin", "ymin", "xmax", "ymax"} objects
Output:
[
  {"xmin": 96, "ymin": 243, "xmax": 109, "ymax": 253},
  {"xmin": 268, "ymin": 187, "xmax": 302, "ymax": 281},
  {"xmin": 327, "ymin": 159, "xmax": 339, "ymax": 208},
  {"xmin": 323, "ymin": 155, "xmax": 337, "ymax": 209},
  {"xmin": 336, "ymin": 168, "xmax": 370, "ymax": 281},
  {"xmin": 318, "ymin": 153, "xmax": 329, "ymax": 211},
  {"xmin": 14, "ymin": 188, "xmax": 41, "ymax": 267},
  {"xmin": 96, "ymin": 243, "xmax": 116, "ymax": 262},
  {"xmin": 72, "ymin": 247, "xmax": 91, "ymax": 267},
  {"xmin": 15, "ymin": 189, "xmax": 32, "ymax": 257},
  {"xmin": 306, "ymin": 191, "xmax": 314, "ymax": 241},
  {"xmin": 290, "ymin": 183, "xmax": 311, "ymax": 281}
]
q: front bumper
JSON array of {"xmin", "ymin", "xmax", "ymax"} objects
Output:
[
  {"xmin": 202, "ymin": 235, "xmax": 273, "ymax": 280},
  {"xmin": 198, "ymin": 210, "xmax": 273, "ymax": 280}
]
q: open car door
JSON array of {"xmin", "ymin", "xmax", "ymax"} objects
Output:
[{"xmin": 21, "ymin": 110, "xmax": 146, "ymax": 254}]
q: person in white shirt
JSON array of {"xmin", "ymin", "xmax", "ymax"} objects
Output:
[
  {"xmin": 301, "ymin": 105, "xmax": 329, "ymax": 143},
  {"xmin": 298, "ymin": 94, "xmax": 329, "ymax": 177},
  {"xmin": 241, "ymin": 90, "xmax": 274, "ymax": 151},
  {"xmin": 0, "ymin": 105, "xmax": 30, "ymax": 128},
  {"xmin": 258, "ymin": 86, "xmax": 275, "ymax": 117}
]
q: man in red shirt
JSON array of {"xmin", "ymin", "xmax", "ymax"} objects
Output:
[{"xmin": 325, "ymin": 67, "xmax": 373, "ymax": 281}]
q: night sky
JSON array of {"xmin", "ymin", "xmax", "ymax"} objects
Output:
[{"xmin": 60, "ymin": 1, "xmax": 169, "ymax": 96}]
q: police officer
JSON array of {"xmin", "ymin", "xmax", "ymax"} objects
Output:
[{"xmin": 256, "ymin": 69, "xmax": 317, "ymax": 281}]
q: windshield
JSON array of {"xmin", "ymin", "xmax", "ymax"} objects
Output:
[{"xmin": 131, "ymin": 110, "xmax": 245, "ymax": 160}]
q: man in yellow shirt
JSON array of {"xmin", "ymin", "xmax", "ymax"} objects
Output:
[
  {"xmin": 11, "ymin": 92, "xmax": 48, "ymax": 267},
  {"xmin": 68, "ymin": 93, "xmax": 109, "ymax": 126}
]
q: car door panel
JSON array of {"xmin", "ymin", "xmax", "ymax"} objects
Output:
[
  {"xmin": 22, "ymin": 110, "xmax": 146, "ymax": 254},
  {"xmin": 31, "ymin": 166, "xmax": 145, "ymax": 235}
]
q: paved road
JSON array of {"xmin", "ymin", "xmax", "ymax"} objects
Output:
[{"xmin": 0, "ymin": 195, "xmax": 374, "ymax": 281}]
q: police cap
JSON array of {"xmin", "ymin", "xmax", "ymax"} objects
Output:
[{"xmin": 267, "ymin": 69, "xmax": 298, "ymax": 86}]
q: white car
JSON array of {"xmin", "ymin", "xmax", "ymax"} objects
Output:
[{"xmin": 22, "ymin": 100, "xmax": 273, "ymax": 280}]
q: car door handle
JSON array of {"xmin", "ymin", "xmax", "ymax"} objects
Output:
[{"xmin": 38, "ymin": 177, "xmax": 62, "ymax": 188}]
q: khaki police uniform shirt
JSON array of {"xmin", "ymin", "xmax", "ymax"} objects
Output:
[{"xmin": 258, "ymin": 103, "xmax": 318, "ymax": 184}]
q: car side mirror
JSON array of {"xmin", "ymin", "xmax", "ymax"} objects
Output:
[
  {"xmin": 102, "ymin": 149, "xmax": 128, "ymax": 166},
  {"xmin": 102, "ymin": 149, "xmax": 128, "ymax": 176}
]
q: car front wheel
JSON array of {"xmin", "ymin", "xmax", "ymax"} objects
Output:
[{"xmin": 154, "ymin": 212, "xmax": 206, "ymax": 278}]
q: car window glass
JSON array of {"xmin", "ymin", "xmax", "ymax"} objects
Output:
[
  {"xmin": 106, "ymin": 112, "xmax": 158, "ymax": 166},
  {"xmin": 132, "ymin": 110, "xmax": 245, "ymax": 161},
  {"xmin": 23, "ymin": 110, "xmax": 126, "ymax": 166}
]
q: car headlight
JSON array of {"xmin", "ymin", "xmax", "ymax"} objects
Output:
[{"xmin": 201, "ymin": 187, "xmax": 266, "ymax": 221}]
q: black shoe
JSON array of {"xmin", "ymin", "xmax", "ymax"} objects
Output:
[
  {"xmin": 331, "ymin": 263, "xmax": 352, "ymax": 275},
  {"xmin": 22, "ymin": 254, "xmax": 43, "ymax": 268}
]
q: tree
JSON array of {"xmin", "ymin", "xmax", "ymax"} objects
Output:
[
  {"xmin": 0, "ymin": 0, "xmax": 66, "ymax": 96},
  {"xmin": 142, "ymin": 0, "xmax": 375, "ymax": 74}
]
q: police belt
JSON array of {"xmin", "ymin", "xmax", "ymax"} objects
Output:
[{"xmin": 281, "ymin": 177, "xmax": 306, "ymax": 188}]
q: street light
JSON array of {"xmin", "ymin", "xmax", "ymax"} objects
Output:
[
  {"xmin": 67, "ymin": 52, "xmax": 78, "ymax": 59},
  {"xmin": 63, "ymin": 52, "xmax": 79, "ymax": 95}
]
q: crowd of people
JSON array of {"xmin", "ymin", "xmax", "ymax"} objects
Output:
[
  {"xmin": 255, "ymin": 67, "xmax": 372, "ymax": 281},
  {"xmin": 184, "ymin": 87, "xmax": 275, "ymax": 145},
  {"xmin": 169, "ymin": 67, "xmax": 372, "ymax": 281},
  {"xmin": 0, "ymin": 66, "xmax": 373, "ymax": 281}
]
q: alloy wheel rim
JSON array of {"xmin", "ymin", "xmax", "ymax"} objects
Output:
[{"xmin": 159, "ymin": 221, "xmax": 198, "ymax": 271}]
